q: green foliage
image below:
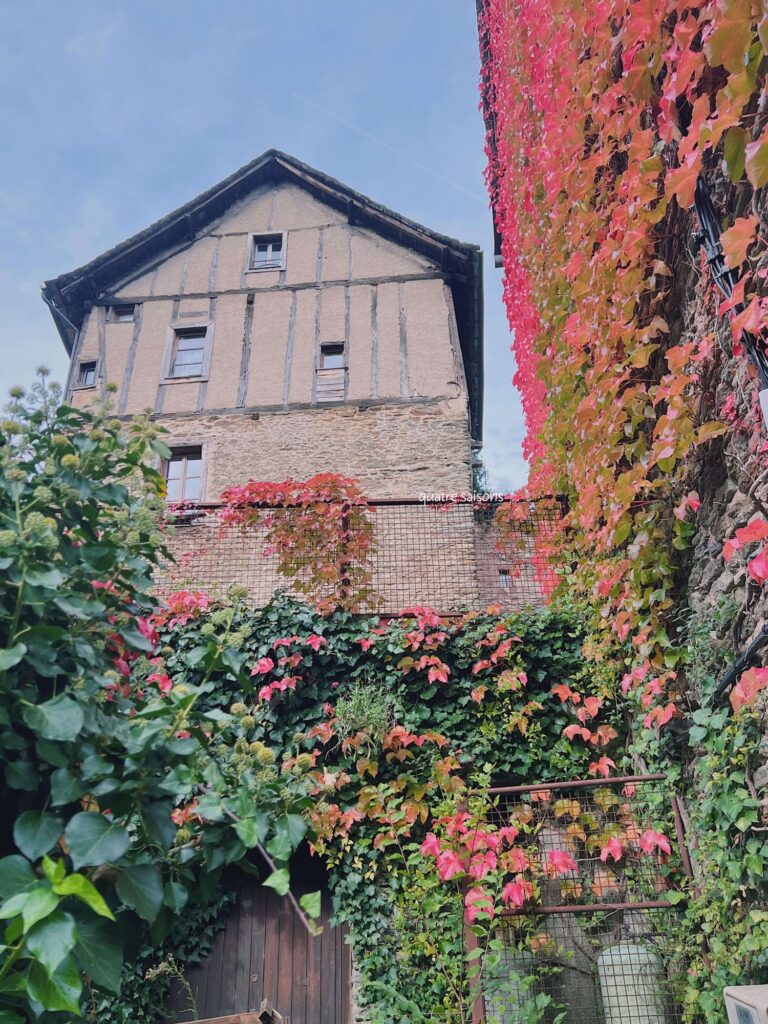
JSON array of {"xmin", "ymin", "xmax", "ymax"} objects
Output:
[{"xmin": 0, "ymin": 378, "xmax": 318, "ymax": 1022}]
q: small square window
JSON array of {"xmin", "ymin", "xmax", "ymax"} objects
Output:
[
  {"xmin": 170, "ymin": 329, "xmax": 207, "ymax": 378},
  {"xmin": 109, "ymin": 304, "xmax": 136, "ymax": 323},
  {"xmin": 165, "ymin": 447, "xmax": 202, "ymax": 503},
  {"xmin": 77, "ymin": 361, "xmax": 97, "ymax": 388},
  {"xmin": 249, "ymin": 233, "xmax": 284, "ymax": 271},
  {"xmin": 320, "ymin": 343, "xmax": 345, "ymax": 370},
  {"xmin": 499, "ymin": 569, "xmax": 512, "ymax": 590}
]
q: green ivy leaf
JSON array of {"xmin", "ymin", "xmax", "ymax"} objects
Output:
[
  {"xmin": 115, "ymin": 864, "xmax": 164, "ymax": 923},
  {"xmin": 50, "ymin": 767, "xmax": 86, "ymax": 806},
  {"xmin": 64, "ymin": 813, "xmax": 130, "ymax": 870},
  {"xmin": 0, "ymin": 856, "xmax": 37, "ymax": 899},
  {"xmin": 53, "ymin": 873, "xmax": 115, "ymax": 920},
  {"xmin": 24, "ymin": 568, "xmax": 65, "ymax": 589},
  {"xmin": 25, "ymin": 910, "xmax": 77, "ymax": 976},
  {"xmin": 234, "ymin": 814, "xmax": 269, "ymax": 849},
  {"xmin": 13, "ymin": 811, "xmax": 64, "ymax": 861},
  {"xmin": 0, "ymin": 644, "xmax": 27, "ymax": 671},
  {"xmin": 724, "ymin": 126, "xmax": 748, "ymax": 183},
  {"xmin": 41, "ymin": 856, "xmax": 65, "ymax": 886},
  {"xmin": 0, "ymin": 886, "xmax": 59, "ymax": 932},
  {"xmin": 163, "ymin": 881, "xmax": 188, "ymax": 914},
  {"xmin": 26, "ymin": 956, "xmax": 82, "ymax": 1013},
  {"xmin": 263, "ymin": 868, "xmax": 290, "ymax": 897},
  {"xmin": 23, "ymin": 695, "xmax": 84, "ymax": 742},
  {"xmin": 299, "ymin": 890, "xmax": 322, "ymax": 919},
  {"xmin": 73, "ymin": 913, "xmax": 123, "ymax": 994}
]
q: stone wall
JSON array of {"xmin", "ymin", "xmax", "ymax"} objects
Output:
[{"xmin": 150, "ymin": 398, "xmax": 472, "ymax": 501}]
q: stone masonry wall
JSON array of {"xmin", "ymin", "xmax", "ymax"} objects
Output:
[{"xmin": 152, "ymin": 398, "xmax": 472, "ymax": 501}]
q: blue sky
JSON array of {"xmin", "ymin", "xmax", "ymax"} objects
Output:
[{"xmin": 0, "ymin": 0, "xmax": 526, "ymax": 490}]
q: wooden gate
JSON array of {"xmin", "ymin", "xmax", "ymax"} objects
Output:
[{"xmin": 166, "ymin": 880, "xmax": 351, "ymax": 1024}]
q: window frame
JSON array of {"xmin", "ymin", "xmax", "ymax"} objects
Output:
[
  {"xmin": 163, "ymin": 445, "xmax": 204, "ymax": 504},
  {"xmin": 75, "ymin": 360, "xmax": 98, "ymax": 390},
  {"xmin": 314, "ymin": 341, "xmax": 348, "ymax": 403},
  {"xmin": 161, "ymin": 323, "xmax": 213, "ymax": 384},
  {"xmin": 107, "ymin": 303, "xmax": 137, "ymax": 323},
  {"xmin": 246, "ymin": 232, "xmax": 286, "ymax": 273}
]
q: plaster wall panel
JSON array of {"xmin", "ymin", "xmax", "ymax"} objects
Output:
[
  {"xmin": 319, "ymin": 225, "xmax": 350, "ymax": 282},
  {"xmin": 177, "ymin": 298, "xmax": 209, "ymax": 318},
  {"xmin": 273, "ymin": 184, "xmax": 347, "ymax": 230},
  {"xmin": 214, "ymin": 186, "xmax": 275, "ymax": 234},
  {"xmin": 114, "ymin": 267, "xmax": 156, "ymax": 299},
  {"xmin": 123, "ymin": 299, "xmax": 175, "ymax": 412},
  {"xmin": 76, "ymin": 309, "xmax": 100, "ymax": 361},
  {"xmin": 246, "ymin": 290, "xmax": 292, "ymax": 407},
  {"xmin": 373, "ymin": 282, "xmax": 403, "ymax": 399},
  {"xmin": 318, "ymin": 285, "xmax": 346, "ymax": 345},
  {"xmin": 204, "ymin": 293, "xmax": 248, "ymax": 410},
  {"xmin": 347, "ymin": 285, "xmax": 374, "ymax": 401},
  {"xmin": 162, "ymin": 382, "xmax": 199, "ymax": 415},
  {"xmin": 103, "ymin": 321, "xmax": 134, "ymax": 393},
  {"xmin": 285, "ymin": 227, "xmax": 319, "ymax": 287},
  {"xmin": 402, "ymin": 279, "xmax": 459, "ymax": 400},
  {"xmin": 153, "ymin": 248, "xmax": 187, "ymax": 297},
  {"xmin": 350, "ymin": 228, "xmax": 434, "ymax": 279},
  {"xmin": 184, "ymin": 235, "xmax": 218, "ymax": 295},
  {"xmin": 215, "ymin": 235, "xmax": 250, "ymax": 292},
  {"xmin": 287, "ymin": 289, "xmax": 317, "ymax": 405}
]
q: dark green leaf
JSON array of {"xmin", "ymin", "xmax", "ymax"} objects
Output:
[
  {"xmin": 25, "ymin": 568, "xmax": 65, "ymax": 589},
  {"xmin": 142, "ymin": 801, "xmax": 176, "ymax": 851},
  {"xmin": 64, "ymin": 813, "xmax": 130, "ymax": 869},
  {"xmin": 23, "ymin": 695, "xmax": 83, "ymax": 742},
  {"xmin": 26, "ymin": 956, "xmax": 82, "ymax": 1012},
  {"xmin": 25, "ymin": 910, "xmax": 77, "ymax": 975},
  {"xmin": 0, "ymin": 856, "xmax": 36, "ymax": 899},
  {"xmin": 13, "ymin": 811, "xmax": 64, "ymax": 861},
  {"xmin": 115, "ymin": 864, "xmax": 163, "ymax": 922},
  {"xmin": 0, "ymin": 644, "xmax": 27, "ymax": 671},
  {"xmin": 50, "ymin": 768, "xmax": 85, "ymax": 806},
  {"xmin": 163, "ymin": 881, "xmax": 188, "ymax": 914},
  {"xmin": 73, "ymin": 913, "xmax": 123, "ymax": 994},
  {"xmin": 234, "ymin": 815, "xmax": 268, "ymax": 849}
]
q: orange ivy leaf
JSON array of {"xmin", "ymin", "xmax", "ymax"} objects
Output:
[{"xmin": 721, "ymin": 216, "xmax": 760, "ymax": 268}]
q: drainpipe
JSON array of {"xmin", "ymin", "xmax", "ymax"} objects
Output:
[{"xmin": 693, "ymin": 177, "xmax": 768, "ymax": 427}]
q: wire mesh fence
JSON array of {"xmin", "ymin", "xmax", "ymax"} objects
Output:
[
  {"xmin": 475, "ymin": 776, "xmax": 690, "ymax": 1024},
  {"xmin": 155, "ymin": 497, "xmax": 565, "ymax": 614}
]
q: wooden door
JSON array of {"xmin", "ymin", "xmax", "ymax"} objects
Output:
[{"xmin": 166, "ymin": 881, "xmax": 351, "ymax": 1024}]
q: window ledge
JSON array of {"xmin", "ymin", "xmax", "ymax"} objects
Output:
[
  {"xmin": 161, "ymin": 376, "xmax": 208, "ymax": 386},
  {"xmin": 72, "ymin": 385, "xmax": 97, "ymax": 392},
  {"xmin": 245, "ymin": 266, "xmax": 283, "ymax": 274}
]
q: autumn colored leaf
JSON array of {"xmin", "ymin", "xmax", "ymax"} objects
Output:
[
  {"xmin": 721, "ymin": 216, "xmax": 759, "ymax": 268},
  {"xmin": 746, "ymin": 130, "xmax": 768, "ymax": 189},
  {"xmin": 639, "ymin": 830, "xmax": 672, "ymax": 856},
  {"xmin": 600, "ymin": 837, "xmax": 624, "ymax": 864}
]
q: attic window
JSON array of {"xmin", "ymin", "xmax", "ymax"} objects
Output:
[
  {"xmin": 249, "ymin": 233, "xmax": 284, "ymax": 271},
  {"xmin": 77, "ymin": 361, "xmax": 97, "ymax": 388},
  {"xmin": 108, "ymin": 304, "xmax": 136, "ymax": 323}
]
